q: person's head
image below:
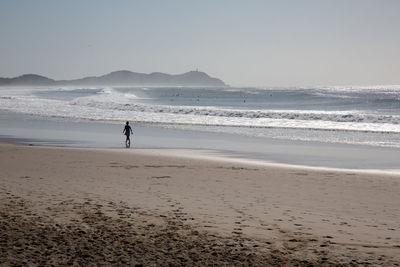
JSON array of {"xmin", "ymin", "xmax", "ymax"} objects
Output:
[{"xmin": 126, "ymin": 121, "xmax": 129, "ymax": 125}]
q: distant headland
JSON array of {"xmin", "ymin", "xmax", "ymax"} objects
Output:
[{"xmin": 0, "ymin": 70, "xmax": 226, "ymax": 87}]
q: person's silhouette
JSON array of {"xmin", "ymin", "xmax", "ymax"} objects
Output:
[{"xmin": 123, "ymin": 121, "xmax": 133, "ymax": 148}]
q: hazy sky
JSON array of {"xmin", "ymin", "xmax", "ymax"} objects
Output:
[{"xmin": 1, "ymin": 0, "xmax": 399, "ymax": 86}]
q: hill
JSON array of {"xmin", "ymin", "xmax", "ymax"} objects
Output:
[
  {"xmin": 0, "ymin": 74, "xmax": 55, "ymax": 86},
  {"xmin": 0, "ymin": 71, "xmax": 226, "ymax": 87}
]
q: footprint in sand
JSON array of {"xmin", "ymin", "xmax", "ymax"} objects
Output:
[
  {"xmin": 291, "ymin": 172, "xmax": 308, "ymax": 176},
  {"xmin": 232, "ymin": 229, "xmax": 242, "ymax": 235},
  {"xmin": 145, "ymin": 165, "xmax": 185, "ymax": 168}
]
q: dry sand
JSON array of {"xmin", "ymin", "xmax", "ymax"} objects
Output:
[{"xmin": 0, "ymin": 143, "xmax": 399, "ymax": 266}]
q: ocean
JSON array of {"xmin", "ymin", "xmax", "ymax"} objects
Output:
[{"xmin": 1, "ymin": 85, "xmax": 399, "ymax": 148}]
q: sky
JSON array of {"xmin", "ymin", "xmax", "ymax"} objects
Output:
[{"xmin": 0, "ymin": 0, "xmax": 399, "ymax": 86}]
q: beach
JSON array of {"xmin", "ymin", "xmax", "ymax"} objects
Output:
[
  {"xmin": 2, "ymin": 1, "xmax": 400, "ymax": 265},
  {"xmin": 1, "ymin": 142, "xmax": 399, "ymax": 266}
]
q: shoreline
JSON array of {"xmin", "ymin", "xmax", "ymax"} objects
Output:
[
  {"xmin": 1, "ymin": 142, "xmax": 400, "ymax": 265},
  {"xmin": 1, "ymin": 111, "xmax": 400, "ymax": 171}
]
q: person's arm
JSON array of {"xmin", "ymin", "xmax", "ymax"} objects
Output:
[{"xmin": 130, "ymin": 126, "xmax": 133, "ymax": 134}]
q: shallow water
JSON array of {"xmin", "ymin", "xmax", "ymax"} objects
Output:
[{"xmin": 1, "ymin": 112, "xmax": 400, "ymax": 171}]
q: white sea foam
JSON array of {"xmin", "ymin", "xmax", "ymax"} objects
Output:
[
  {"xmin": 1, "ymin": 86, "xmax": 400, "ymax": 147},
  {"xmin": 1, "ymin": 94, "xmax": 399, "ymax": 133},
  {"xmin": 68, "ymin": 97, "xmax": 400, "ymax": 126}
]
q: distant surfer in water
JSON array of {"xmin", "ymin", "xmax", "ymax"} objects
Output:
[{"xmin": 123, "ymin": 121, "xmax": 133, "ymax": 148}]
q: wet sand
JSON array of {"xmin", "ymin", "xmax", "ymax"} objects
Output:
[{"xmin": 1, "ymin": 143, "xmax": 399, "ymax": 266}]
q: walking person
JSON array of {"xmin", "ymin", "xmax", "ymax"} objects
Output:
[{"xmin": 123, "ymin": 121, "xmax": 133, "ymax": 148}]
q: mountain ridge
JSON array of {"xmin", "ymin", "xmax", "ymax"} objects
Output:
[{"xmin": 0, "ymin": 70, "xmax": 226, "ymax": 87}]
